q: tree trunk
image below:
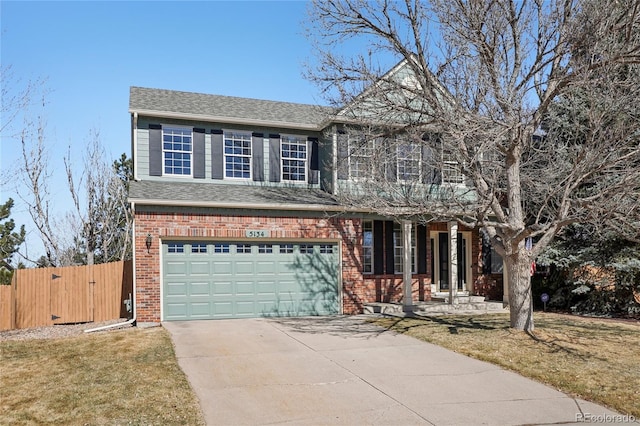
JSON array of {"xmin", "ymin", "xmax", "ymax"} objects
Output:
[{"xmin": 505, "ymin": 249, "xmax": 534, "ymax": 331}]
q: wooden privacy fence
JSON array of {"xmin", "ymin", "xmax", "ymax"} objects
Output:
[{"xmin": 0, "ymin": 260, "xmax": 133, "ymax": 331}]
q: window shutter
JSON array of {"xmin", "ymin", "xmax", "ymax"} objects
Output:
[
  {"xmin": 417, "ymin": 224, "xmax": 427, "ymax": 274},
  {"xmin": 252, "ymin": 132, "xmax": 265, "ymax": 182},
  {"xmin": 373, "ymin": 220, "xmax": 384, "ymax": 275},
  {"xmin": 337, "ymin": 133, "xmax": 348, "ymax": 180},
  {"xmin": 482, "ymin": 231, "xmax": 492, "ymax": 275},
  {"xmin": 269, "ymin": 134, "xmax": 281, "ymax": 182},
  {"xmin": 148, "ymin": 124, "xmax": 162, "ymax": 176},
  {"xmin": 385, "ymin": 139, "xmax": 397, "ymax": 182},
  {"xmin": 211, "ymin": 129, "xmax": 223, "ymax": 180},
  {"xmin": 384, "ymin": 220, "xmax": 395, "ymax": 274},
  {"xmin": 193, "ymin": 128, "xmax": 205, "ymax": 179},
  {"xmin": 308, "ymin": 137, "xmax": 319, "ymax": 184}
]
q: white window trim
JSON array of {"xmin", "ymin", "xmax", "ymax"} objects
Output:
[
  {"xmin": 223, "ymin": 130, "xmax": 252, "ymax": 180},
  {"xmin": 394, "ymin": 222, "xmax": 416, "ymax": 274},
  {"xmin": 348, "ymin": 135, "xmax": 375, "ymax": 181},
  {"xmin": 280, "ymin": 135, "xmax": 308, "ymax": 183},
  {"xmin": 162, "ymin": 125, "xmax": 193, "ymax": 177},
  {"xmin": 396, "ymin": 140, "xmax": 422, "ymax": 183}
]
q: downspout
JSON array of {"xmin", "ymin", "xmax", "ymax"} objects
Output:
[{"xmin": 85, "ymin": 201, "xmax": 137, "ymax": 333}]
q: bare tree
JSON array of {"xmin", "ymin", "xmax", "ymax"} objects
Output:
[
  {"xmin": 64, "ymin": 130, "xmax": 133, "ymax": 265},
  {"xmin": 305, "ymin": 0, "xmax": 640, "ymax": 330}
]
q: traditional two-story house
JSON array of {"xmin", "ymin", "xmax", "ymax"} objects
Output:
[{"xmin": 129, "ymin": 63, "xmax": 504, "ymax": 324}]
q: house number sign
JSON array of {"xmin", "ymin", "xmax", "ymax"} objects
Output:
[{"xmin": 246, "ymin": 230, "xmax": 270, "ymax": 238}]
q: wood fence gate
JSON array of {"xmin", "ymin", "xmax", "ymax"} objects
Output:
[{"xmin": 0, "ymin": 260, "xmax": 133, "ymax": 330}]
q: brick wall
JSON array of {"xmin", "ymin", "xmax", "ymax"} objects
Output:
[
  {"xmin": 134, "ymin": 210, "xmax": 367, "ymax": 322},
  {"xmin": 134, "ymin": 209, "xmax": 488, "ymax": 322}
]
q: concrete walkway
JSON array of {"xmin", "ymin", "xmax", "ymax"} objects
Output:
[{"xmin": 163, "ymin": 316, "xmax": 636, "ymax": 425}]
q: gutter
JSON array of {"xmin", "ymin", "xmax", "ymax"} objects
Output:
[
  {"xmin": 126, "ymin": 197, "xmax": 374, "ymax": 213},
  {"xmin": 85, "ymin": 201, "xmax": 137, "ymax": 333},
  {"xmin": 129, "ymin": 109, "xmax": 324, "ymax": 132}
]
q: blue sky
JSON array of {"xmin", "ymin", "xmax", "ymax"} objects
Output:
[{"xmin": 1, "ymin": 0, "xmax": 331, "ymax": 261}]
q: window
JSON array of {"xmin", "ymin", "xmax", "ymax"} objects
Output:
[
  {"xmin": 319, "ymin": 244, "xmax": 334, "ymax": 254},
  {"xmin": 299, "ymin": 244, "xmax": 314, "ymax": 254},
  {"xmin": 191, "ymin": 243, "xmax": 207, "ymax": 253},
  {"xmin": 258, "ymin": 244, "xmax": 273, "ymax": 254},
  {"xmin": 237, "ymin": 244, "xmax": 252, "ymax": 254},
  {"xmin": 363, "ymin": 221, "xmax": 373, "ymax": 274},
  {"xmin": 214, "ymin": 244, "xmax": 230, "ymax": 253},
  {"xmin": 348, "ymin": 136, "xmax": 374, "ymax": 179},
  {"xmin": 281, "ymin": 136, "xmax": 307, "ymax": 182},
  {"xmin": 442, "ymin": 150, "xmax": 464, "ymax": 184},
  {"xmin": 397, "ymin": 142, "xmax": 421, "ymax": 181},
  {"xmin": 163, "ymin": 127, "xmax": 192, "ymax": 176},
  {"xmin": 168, "ymin": 243, "xmax": 184, "ymax": 253},
  {"xmin": 279, "ymin": 244, "xmax": 294, "ymax": 254},
  {"xmin": 393, "ymin": 223, "xmax": 416, "ymax": 273},
  {"xmin": 224, "ymin": 131, "xmax": 252, "ymax": 179}
]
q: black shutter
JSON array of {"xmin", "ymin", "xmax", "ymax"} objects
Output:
[
  {"xmin": 148, "ymin": 124, "xmax": 162, "ymax": 176},
  {"xmin": 385, "ymin": 139, "xmax": 397, "ymax": 182},
  {"xmin": 384, "ymin": 220, "xmax": 395, "ymax": 274},
  {"xmin": 252, "ymin": 132, "xmax": 264, "ymax": 182},
  {"xmin": 193, "ymin": 128, "xmax": 205, "ymax": 179},
  {"xmin": 337, "ymin": 132, "xmax": 348, "ymax": 180},
  {"xmin": 211, "ymin": 129, "xmax": 224, "ymax": 180},
  {"xmin": 482, "ymin": 231, "xmax": 492, "ymax": 275},
  {"xmin": 417, "ymin": 224, "xmax": 427, "ymax": 274},
  {"xmin": 373, "ymin": 220, "xmax": 384, "ymax": 275},
  {"xmin": 308, "ymin": 137, "xmax": 319, "ymax": 184},
  {"xmin": 269, "ymin": 134, "xmax": 281, "ymax": 182}
]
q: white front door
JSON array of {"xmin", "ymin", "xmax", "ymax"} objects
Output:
[{"xmin": 430, "ymin": 231, "xmax": 472, "ymax": 293}]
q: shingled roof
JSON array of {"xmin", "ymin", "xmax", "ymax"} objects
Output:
[
  {"xmin": 129, "ymin": 87, "xmax": 335, "ymax": 130},
  {"xmin": 129, "ymin": 180, "xmax": 344, "ymax": 211}
]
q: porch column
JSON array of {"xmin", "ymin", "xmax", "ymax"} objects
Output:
[
  {"xmin": 403, "ymin": 220, "xmax": 413, "ymax": 309},
  {"xmin": 448, "ymin": 221, "xmax": 458, "ymax": 305}
]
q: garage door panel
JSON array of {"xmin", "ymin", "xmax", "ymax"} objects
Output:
[
  {"xmin": 212, "ymin": 261, "xmax": 232, "ymax": 275},
  {"xmin": 190, "ymin": 282, "xmax": 210, "ymax": 296},
  {"xmin": 235, "ymin": 261, "xmax": 255, "ymax": 275},
  {"xmin": 165, "ymin": 303, "xmax": 188, "ymax": 319},
  {"xmin": 213, "ymin": 282, "xmax": 233, "ymax": 295},
  {"xmin": 190, "ymin": 302, "xmax": 212, "ymax": 318},
  {"xmin": 189, "ymin": 261, "xmax": 210, "ymax": 275},
  {"xmin": 163, "ymin": 241, "xmax": 339, "ymax": 320},
  {"xmin": 165, "ymin": 261, "xmax": 188, "ymax": 276},
  {"xmin": 166, "ymin": 282, "xmax": 187, "ymax": 296},
  {"xmin": 256, "ymin": 281, "xmax": 276, "ymax": 295},
  {"xmin": 236, "ymin": 282, "xmax": 255, "ymax": 295}
]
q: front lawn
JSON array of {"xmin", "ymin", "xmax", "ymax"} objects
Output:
[
  {"xmin": 0, "ymin": 327, "xmax": 205, "ymax": 425},
  {"xmin": 371, "ymin": 312, "xmax": 640, "ymax": 418}
]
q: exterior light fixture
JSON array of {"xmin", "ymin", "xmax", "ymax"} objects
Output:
[{"xmin": 145, "ymin": 234, "xmax": 152, "ymax": 253}]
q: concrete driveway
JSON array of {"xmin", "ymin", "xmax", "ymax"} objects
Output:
[{"xmin": 163, "ymin": 316, "xmax": 633, "ymax": 425}]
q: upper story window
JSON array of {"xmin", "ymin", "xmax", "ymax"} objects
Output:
[
  {"xmin": 163, "ymin": 127, "xmax": 192, "ymax": 176},
  {"xmin": 348, "ymin": 136, "xmax": 374, "ymax": 180},
  {"xmin": 224, "ymin": 131, "xmax": 252, "ymax": 179},
  {"xmin": 442, "ymin": 150, "xmax": 464, "ymax": 185},
  {"xmin": 396, "ymin": 141, "xmax": 421, "ymax": 182},
  {"xmin": 281, "ymin": 136, "xmax": 307, "ymax": 182}
]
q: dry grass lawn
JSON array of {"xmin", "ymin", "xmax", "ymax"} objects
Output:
[
  {"xmin": 0, "ymin": 327, "xmax": 205, "ymax": 425},
  {"xmin": 371, "ymin": 312, "xmax": 640, "ymax": 418}
]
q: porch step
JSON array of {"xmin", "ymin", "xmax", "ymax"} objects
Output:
[{"xmin": 363, "ymin": 300, "xmax": 508, "ymax": 316}]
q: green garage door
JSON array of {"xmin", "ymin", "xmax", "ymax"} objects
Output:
[{"xmin": 162, "ymin": 242, "xmax": 340, "ymax": 320}]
